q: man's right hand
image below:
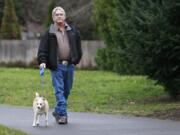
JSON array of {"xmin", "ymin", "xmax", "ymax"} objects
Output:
[{"xmin": 40, "ymin": 63, "xmax": 46, "ymax": 69}]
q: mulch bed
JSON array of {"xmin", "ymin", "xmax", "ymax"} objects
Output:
[{"xmin": 147, "ymin": 108, "xmax": 180, "ymax": 121}]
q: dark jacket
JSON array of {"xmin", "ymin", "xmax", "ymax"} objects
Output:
[{"xmin": 37, "ymin": 23, "xmax": 82, "ymax": 70}]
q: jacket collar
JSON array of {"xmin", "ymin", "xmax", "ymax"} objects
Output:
[{"xmin": 49, "ymin": 22, "xmax": 71, "ymax": 34}]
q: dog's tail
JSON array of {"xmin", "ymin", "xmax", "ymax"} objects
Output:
[{"xmin": 36, "ymin": 92, "xmax": 40, "ymax": 97}]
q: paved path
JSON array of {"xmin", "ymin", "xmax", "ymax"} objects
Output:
[{"xmin": 0, "ymin": 105, "xmax": 180, "ymax": 135}]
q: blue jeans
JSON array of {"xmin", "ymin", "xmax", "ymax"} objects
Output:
[{"xmin": 51, "ymin": 64, "xmax": 74, "ymax": 117}]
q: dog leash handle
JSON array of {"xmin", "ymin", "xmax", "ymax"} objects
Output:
[{"xmin": 40, "ymin": 67, "xmax": 45, "ymax": 76}]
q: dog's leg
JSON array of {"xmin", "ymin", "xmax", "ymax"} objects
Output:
[
  {"xmin": 36, "ymin": 114, "xmax": 40, "ymax": 126},
  {"xmin": 45, "ymin": 112, "xmax": 48, "ymax": 126},
  {"xmin": 32, "ymin": 112, "xmax": 37, "ymax": 127}
]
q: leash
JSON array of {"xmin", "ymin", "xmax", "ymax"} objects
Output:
[{"xmin": 40, "ymin": 67, "xmax": 45, "ymax": 97}]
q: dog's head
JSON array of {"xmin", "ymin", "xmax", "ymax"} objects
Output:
[{"xmin": 34, "ymin": 92, "xmax": 46, "ymax": 110}]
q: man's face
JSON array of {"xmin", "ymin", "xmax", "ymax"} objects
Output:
[{"xmin": 53, "ymin": 9, "xmax": 65, "ymax": 24}]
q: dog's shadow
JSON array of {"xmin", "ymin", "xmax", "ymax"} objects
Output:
[{"xmin": 32, "ymin": 125, "xmax": 51, "ymax": 129}]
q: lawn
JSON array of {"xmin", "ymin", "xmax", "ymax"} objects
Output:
[
  {"xmin": 0, "ymin": 67, "xmax": 179, "ymax": 117},
  {"xmin": 0, "ymin": 124, "xmax": 27, "ymax": 135}
]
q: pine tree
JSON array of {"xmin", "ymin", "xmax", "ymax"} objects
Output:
[
  {"xmin": 0, "ymin": 0, "xmax": 5, "ymax": 29},
  {"xmin": 0, "ymin": 0, "xmax": 21, "ymax": 39},
  {"xmin": 45, "ymin": 0, "xmax": 56, "ymax": 28},
  {"xmin": 93, "ymin": 0, "xmax": 180, "ymax": 98}
]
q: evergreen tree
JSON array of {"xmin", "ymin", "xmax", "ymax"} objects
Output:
[
  {"xmin": 45, "ymin": 0, "xmax": 56, "ymax": 28},
  {"xmin": 93, "ymin": 0, "xmax": 120, "ymax": 71},
  {"xmin": 13, "ymin": 0, "xmax": 26, "ymax": 25},
  {"xmin": 0, "ymin": 0, "xmax": 21, "ymax": 39},
  {"xmin": 93, "ymin": 0, "xmax": 180, "ymax": 98},
  {"xmin": 0, "ymin": 0, "xmax": 5, "ymax": 29}
]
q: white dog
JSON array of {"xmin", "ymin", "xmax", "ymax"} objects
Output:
[{"xmin": 32, "ymin": 92, "xmax": 49, "ymax": 127}]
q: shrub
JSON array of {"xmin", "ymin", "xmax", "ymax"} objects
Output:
[
  {"xmin": 92, "ymin": 0, "xmax": 180, "ymax": 98},
  {"xmin": 93, "ymin": 0, "xmax": 121, "ymax": 72}
]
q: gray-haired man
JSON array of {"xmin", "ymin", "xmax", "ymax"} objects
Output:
[{"xmin": 37, "ymin": 6, "xmax": 82, "ymax": 124}]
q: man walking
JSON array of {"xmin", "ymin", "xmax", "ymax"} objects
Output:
[{"xmin": 37, "ymin": 6, "xmax": 82, "ymax": 124}]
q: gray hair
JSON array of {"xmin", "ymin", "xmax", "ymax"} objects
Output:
[{"xmin": 52, "ymin": 7, "xmax": 66, "ymax": 17}]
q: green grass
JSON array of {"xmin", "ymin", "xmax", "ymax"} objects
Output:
[
  {"xmin": 0, "ymin": 67, "xmax": 179, "ymax": 117},
  {"xmin": 0, "ymin": 125, "xmax": 27, "ymax": 135}
]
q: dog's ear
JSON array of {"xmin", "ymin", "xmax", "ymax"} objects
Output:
[{"xmin": 35, "ymin": 92, "xmax": 39, "ymax": 97}]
